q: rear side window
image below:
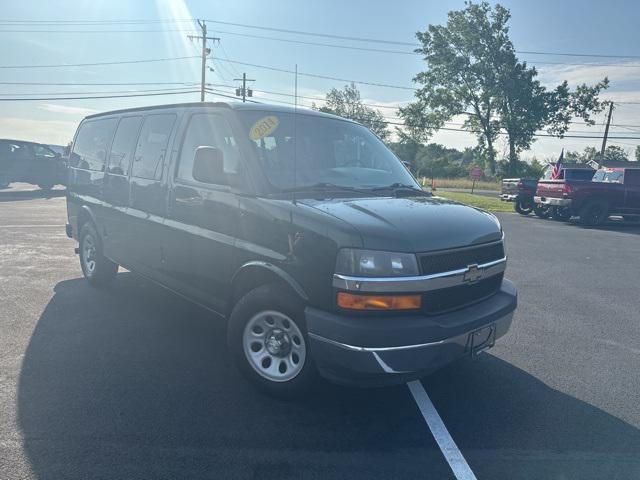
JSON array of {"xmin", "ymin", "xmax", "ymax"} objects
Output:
[
  {"xmin": 1, "ymin": 141, "xmax": 30, "ymax": 160},
  {"xmin": 176, "ymin": 113, "xmax": 241, "ymax": 184},
  {"xmin": 108, "ymin": 116, "xmax": 142, "ymax": 175},
  {"xmin": 71, "ymin": 119, "xmax": 118, "ymax": 171},
  {"xmin": 131, "ymin": 114, "xmax": 176, "ymax": 180}
]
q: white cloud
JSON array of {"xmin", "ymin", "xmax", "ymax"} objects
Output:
[
  {"xmin": 537, "ymin": 62, "xmax": 640, "ymax": 88},
  {"xmin": 0, "ymin": 117, "xmax": 78, "ymax": 145},
  {"xmin": 38, "ymin": 104, "xmax": 98, "ymax": 116}
]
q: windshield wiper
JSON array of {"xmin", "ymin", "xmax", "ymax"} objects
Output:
[
  {"xmin": 281, "ymin": 182, "xmax": 384, "ymax": 197},
  {"xmin": 371, "ymin": 183, "xmax": 431, "ymax": 196}
]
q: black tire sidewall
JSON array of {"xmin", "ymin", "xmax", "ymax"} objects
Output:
[
  {"xmin": 580, "ymin": 202, "xmax": 608, "ymax": 226},
  {"xmin": 515, "ymin": 198, "xmax": 532, "ymax": 215},
  {"xmin": 227, "ymin": 283, "xmax": 319, "ymax": 398},
  {"xmin": 79, "ymin": 222, "xmax": 117, "ymax": 286}
]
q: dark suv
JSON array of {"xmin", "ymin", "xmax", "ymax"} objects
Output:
[
  {"xmin": 65, "ymin": 102, "xmax": 517, "ymax": 397},
  {"xmin": 0, "ymin": 139, "xmax": 67, "ymax": 190}
]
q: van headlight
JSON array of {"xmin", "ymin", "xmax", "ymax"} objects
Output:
[{"xmin": 335, "ymin": 248, "xmax": 419, "ymax": 277}]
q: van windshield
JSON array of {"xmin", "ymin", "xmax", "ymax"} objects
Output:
[{"xmin": 237, "ymin": 110, "xmax": 418, "ymax": 192}]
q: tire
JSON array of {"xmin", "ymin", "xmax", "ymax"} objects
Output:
[
  {"xmin": 227, "ymin": 283, "xmax": 319, "ymax": 398},
  {"xmin": 579, "ymin": 201, "xmax": 609, "ymax": 227},
  {"xmin": 79, "ymin": 222, "xmax": 118, "ymax": 287},
  {"xmin": 534, "ymin": 204, "xmax": 550, "ymax": 219},
  {"xmin": 551, "ymin": 207, "xmax": 572, "ymax": 221},
  {"xmin": 514, "ymin": 198, "xmax": 532, "ymax": 215}
]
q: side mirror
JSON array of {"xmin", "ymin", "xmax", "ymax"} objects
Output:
[{"xmin": 193, "ymin": 146, "xmax": 224, "ymax": 184}]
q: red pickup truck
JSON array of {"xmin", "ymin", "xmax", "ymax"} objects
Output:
[{"xmin": 535, "ymin": 167, "xmax": 640, "ymax": 225}]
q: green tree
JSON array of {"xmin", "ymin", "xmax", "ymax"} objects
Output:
[
  {"xmin": 603, "ymin": 145, "xmax": 629, "ymax": 162},
  {"xmin": 313, "ymin": 83, "xmax": 389, "ymax": 140},
  {"xmin": 401, "ymin": 2, "xmax": 609, "ymax": 175},
  {"xmin": 400, "ymin": 2, "xmax": 509, "ymax": 174}
]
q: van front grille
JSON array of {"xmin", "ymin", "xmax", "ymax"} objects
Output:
[
  {"xmin": 419, "ymin": 241, "xmax": 504, "ymax": 275},
  {"xmin": 422, "ymin": 273, "xmax": 503, "ymax": 315}
]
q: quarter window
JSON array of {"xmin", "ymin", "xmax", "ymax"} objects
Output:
[
  {"xmin": 131, "ymin": 114, "xmax": 176, "ymax": 180},
  {"xmin": 177, "ymin": 113, "xmax": 241, "ymax": 184},
  {"xmin": 108, "ymin": 116, "xmax": 142, "ymax": 175},
  {"xmin": 71, "ymin": 119, "xmax": 118, "ymax": 171}
]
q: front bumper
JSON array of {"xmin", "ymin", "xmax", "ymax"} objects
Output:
[
  {"xmin": 534, "ymin": 196, "xmax": 572, "ymax": 207},
  {"xmin": 306, "ymin": 279, "xmax": 517, "ymax": 386}
]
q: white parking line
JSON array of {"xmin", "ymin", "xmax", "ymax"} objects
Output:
[
  {"xmin": 0, "ymin": 225, "xmax": 64, "ymax": 228},
  {"xmin": 407, "ymin": 380, "xmax": 477, "ymax": 480}
]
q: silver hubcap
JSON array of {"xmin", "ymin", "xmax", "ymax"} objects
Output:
[
  {"xmin": 243, "ymin": 310, "xmax": 306, "ymax": 383},
  {"xmin": 82, "ymin": 235, "xmax": 97, "ymax": 274}
]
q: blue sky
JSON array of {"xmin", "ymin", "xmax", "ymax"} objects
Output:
[{"xmin": 1, "ymin": 0, "xmax": 639, "ymax": 160}]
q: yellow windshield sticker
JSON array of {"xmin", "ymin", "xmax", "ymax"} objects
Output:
[{"xmin": 249, "ymin": 116, "xmax": 279, "ymax": 140}]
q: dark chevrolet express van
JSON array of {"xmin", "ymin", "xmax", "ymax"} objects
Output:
[{"xmin": 66, "ymin": 102, "xmax": 517, "ymax": 397}]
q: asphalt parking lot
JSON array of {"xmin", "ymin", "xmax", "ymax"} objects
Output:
[{"xmin": 1, "ymin": 189, "xmax": 639, "ymax": 479}]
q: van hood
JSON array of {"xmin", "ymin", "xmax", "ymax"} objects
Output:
[{"xmin": 300, "ymin": 195, "xmax": 502, "ymax": 252}]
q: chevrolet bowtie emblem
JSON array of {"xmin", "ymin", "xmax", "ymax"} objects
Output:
[{"xmin": 463, "ymin": 264, "xmax": 482, "ymax": 284}]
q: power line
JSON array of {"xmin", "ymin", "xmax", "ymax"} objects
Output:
[
  {"xmin": 0, "ymin": 55, "xmax": 199, "ymax": 69},
  {"xmin": 0, "ymin": 87, "xmax": 198, "ymax": 96},
  {"xmin": 2, "ymin": 17, "xmax": 639, "ymax": 60},
  {"xmin": 214, "ymin": 58, "xmax": 416, "ymax": 90},
  {"xmin": 0, "ymin": 81, "xmax": 199, "ymax": 86},
  {"xmin": 0, "ymin": 90, "xmax": 200, "ymax": 101}
]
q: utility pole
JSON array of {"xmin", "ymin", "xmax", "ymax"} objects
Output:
[
  {"xmin": 187, "ymin": 20, "xmax": 219, "ymax": 102},
  {"xmin": 599, "ymin": 101, "xmax": 614, "ymax": 166},
  {"xmin": 234, "ymin": 73, "xmax": 255, "ymax": 102}
]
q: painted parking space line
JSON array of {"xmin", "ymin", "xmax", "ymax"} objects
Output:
[
  {"xmin": 407, "ymin": 380, "xmax": 477, "ymax": 480},
  {"xmin": 0, "ymin": 225, "xmax": 65, "ymax": 228}
]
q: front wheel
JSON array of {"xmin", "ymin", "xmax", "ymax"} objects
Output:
[
  {"xmin": 79, "ymin": 222, "xmax": 118, "ymax": 287},
  {"xmin": 514, "ymin": 198, "xmax": 533, "ymax": 215},
  {"xmin": 227, "ymin": 283, "xmax": 319, "ymax": 398},
  {"xmin": 534, "ymin": 204, "xmax": 550, "ymax": 219}
]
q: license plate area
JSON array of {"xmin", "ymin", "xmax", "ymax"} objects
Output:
[{"xmin": 467, "ymin": 324, "xmax": 496, "ymax": 356}]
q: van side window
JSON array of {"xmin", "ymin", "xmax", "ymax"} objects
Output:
[
  {"xmin": 108, "ymin": 116, "xmax": 142, "ymax": 175},
  {"xmin": 131, "ymin": 114, "xmax": 176, "ymax": 180},
  {"xmin": 70, "ymin": 118, "xmax": 118, "ymax": 171},
  {"xmin": 177, "ymin": 113, "xmax": 241, "ymax": 185}
]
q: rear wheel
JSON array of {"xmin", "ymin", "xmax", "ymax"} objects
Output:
[
  {"xmin": 514, "ymin": 198, "xmax": 532, "ymax": 215},
  {"xmin": 534, "ymin": 204, "xmax": 550, "ymax": 219},
  {"xmin": 79, "ymin": 222, "xmax": 118, "ymax": 287},
  {"xmin": 579, "ymin": 201, "xmax": 609, "ymax": 226},
  {"xmin": 228, "ymin": 283, "xmax": 319, "ymax": 398},
  {"xmin": 551, "ymin": 207, "xmax": 572, "ymax": 221}
]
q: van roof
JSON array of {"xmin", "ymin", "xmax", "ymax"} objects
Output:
[{"xmin": 83, "ymin": 101, "xmax": 352, "ymax": 123}]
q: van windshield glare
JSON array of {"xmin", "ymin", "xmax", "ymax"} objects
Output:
[{"xmin": 237, "ymin": 111, "xmax": 418, "ymax": 192}]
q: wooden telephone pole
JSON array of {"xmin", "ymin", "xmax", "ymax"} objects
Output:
[
  {"xmin": 599, "ymin": 101, "xmax": 615, "ymax": 167},
  {"xmin": 187, "ymin": 20, "xmax": 220, "ymax": 102}
]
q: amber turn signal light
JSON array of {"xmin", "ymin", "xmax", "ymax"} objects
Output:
[{"xmin": 337, "ymin": 292, "xmax": 422, "ymax": 310}]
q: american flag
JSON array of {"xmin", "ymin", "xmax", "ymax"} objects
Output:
[{"xmin": 551, "ymin": 149, "xmax": 564, "ymax": 180}]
